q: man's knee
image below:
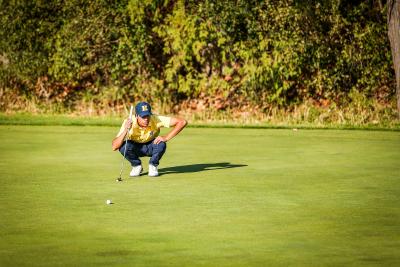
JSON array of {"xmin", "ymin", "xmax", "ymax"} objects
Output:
[
  {"xmin": 119, "ymin": 141, "xmax": 135, "ymax": 155},
  {"xmin": 118, "ymin": 143, "xmax": 126, "ymax": 154},
  {"xmin": 155, "ymin": 141, "xmax": 166, "ymax": 152}
]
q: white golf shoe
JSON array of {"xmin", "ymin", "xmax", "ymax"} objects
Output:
[
  {"xmin": 148, "ymin": 164, "xmax": 159, "ymax": 177},
  {"xmin": 130, "ymin": 165, "xmax": 143, "ymax": 177}
]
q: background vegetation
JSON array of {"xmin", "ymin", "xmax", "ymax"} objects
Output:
[{"xmin": 0, "ymin": 0, "xmax": 398, "ymax": 125}]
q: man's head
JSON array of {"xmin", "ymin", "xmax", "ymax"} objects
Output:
[
  {"xmin": 135, "ymin": 101, "xmax": 152, "ymax": 127},
  {"xmin": 135, "ymin": 102, "xmax": 152, "ymax": 117}
]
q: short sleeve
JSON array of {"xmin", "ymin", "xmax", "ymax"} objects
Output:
[{"xmin": 155, "ymin": 115, "xmax": 171, "ymax": 128}]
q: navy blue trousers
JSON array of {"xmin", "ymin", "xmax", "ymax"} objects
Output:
[{"xmin": 119, "ymin": 140, "xmax": 166, "ymax": 167}]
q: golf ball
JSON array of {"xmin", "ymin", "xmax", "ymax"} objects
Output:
[{"xmin": 106, "ymin": 199, "xmax": 112, "ymax": 205}]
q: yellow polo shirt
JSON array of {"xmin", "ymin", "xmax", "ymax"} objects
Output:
[{"xmin": 117, "ymin": 115, "xmax": 171, "ymax": 143}]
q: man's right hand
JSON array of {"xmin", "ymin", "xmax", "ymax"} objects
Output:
[
  {"xmin": 112, "ymin": 118, "xmax": 133, "ymax": 151},
  {"xmin": 124, "ymin": 118, "xmax": 133, "ymax": 130}
]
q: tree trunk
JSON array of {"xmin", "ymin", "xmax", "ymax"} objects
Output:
[{"xmin": 388, "ymin": 0, "xmax": 400, "ymax": 119}]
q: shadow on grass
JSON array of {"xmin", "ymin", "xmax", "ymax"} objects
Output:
[{"xmin": 158, "ymin": 162, "xmax": 247, "ymax": 175}]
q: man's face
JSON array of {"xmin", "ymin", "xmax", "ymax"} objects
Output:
[{"xmin": 137, "ymin": 115, "xmax": 150, "ymax": 127}]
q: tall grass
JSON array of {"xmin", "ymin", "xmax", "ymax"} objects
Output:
[{"xmin": 1, "ymin": 86, "xmax": 398, "ymax": 128}]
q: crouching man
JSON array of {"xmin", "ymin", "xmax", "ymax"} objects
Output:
[{"xmin": 112, "ymin": 101, "xmax": 187, "ymax": 177}]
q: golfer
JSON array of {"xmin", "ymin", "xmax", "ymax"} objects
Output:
[{"xmin": 112, "ymin": 102, "xmax": 187, "ymax": 177}]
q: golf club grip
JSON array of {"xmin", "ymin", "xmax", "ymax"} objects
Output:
[
  {"xmin": 124, "ymin": 105, "xmax": 133, "ymax": 140},
  {"xmin": 129, "ymin": 105, "xmax": 133, "ymax": 120}
]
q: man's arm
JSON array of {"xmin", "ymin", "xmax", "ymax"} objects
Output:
[
  {"xmin": 153, "ymin": 117, "xmax": 187, "ymax": 144},
  {"xmin": 112, "ymin": 119, "xmax": 132, "ymax": 151}
]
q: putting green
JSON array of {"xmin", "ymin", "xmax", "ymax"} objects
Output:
[{"xmin": 0, "ymin": 125, "xmax": 399, "ymax": 266}]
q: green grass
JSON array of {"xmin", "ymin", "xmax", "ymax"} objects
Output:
[
  {"xmin": 0, "ymin": 125, "xmax": 399, "ymax": 266},
  {"xmin": 0, "ymin": 113, "xmax": 122, "ymax": 126},
  {"xmin": 1, "ymin": 112, "xmax": 400, "ymax": 130}
]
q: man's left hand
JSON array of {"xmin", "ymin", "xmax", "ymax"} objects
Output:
[{"xmin": 153, "ymin": 136, "xmax": 168, "ymax": 144}]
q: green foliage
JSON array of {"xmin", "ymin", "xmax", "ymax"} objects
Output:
[
  {"xmin": 49, "ymin": 1, "xmax": 133, "ymax": 101},
  {"xmin": 0, "ymin": 0, "xmax": 396, "ymax": 121},
  {"xmin": 0, "ymin": 0, "xmax": 63, "ymax": 87}
]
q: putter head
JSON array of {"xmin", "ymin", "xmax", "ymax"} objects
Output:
[{"xmin": 116, "ymin": 177, "xmax": 123, "ymax": 182}]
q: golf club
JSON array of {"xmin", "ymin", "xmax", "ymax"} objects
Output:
[{"xmin": 116, "ymin": 105, "xmax": 133, "ymax": 182}]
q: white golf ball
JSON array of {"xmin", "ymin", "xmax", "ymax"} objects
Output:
[{"xmin": 106, "ymin": 200, "xmax": 112, "ymax": 205}]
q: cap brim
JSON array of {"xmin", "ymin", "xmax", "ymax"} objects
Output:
[{"xmin": 137, "ymin": 111, "xmax": 151, "ymax": 117}]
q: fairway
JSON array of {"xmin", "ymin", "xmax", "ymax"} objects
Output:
[{"xmin": 0, "ymin": 125, "xmax": 399, "ymax": 266}]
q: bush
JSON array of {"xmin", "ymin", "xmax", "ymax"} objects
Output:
[{"xmin": 0, "ymin": 0, "xmax": 396, "ymax": 124}]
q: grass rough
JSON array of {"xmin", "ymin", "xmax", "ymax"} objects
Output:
[{"xmin": 0, "ymin": 113, "xmax": 399, "ymax": 131}]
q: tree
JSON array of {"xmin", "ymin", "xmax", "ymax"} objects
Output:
[{"xmin": 388, "ymin": 0, "xmax": 400, "ymax": 118}]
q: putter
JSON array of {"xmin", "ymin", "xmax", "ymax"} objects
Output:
[{"xmin": 116, "ymin": 105, "xmax": 133, "ymax": 182}]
